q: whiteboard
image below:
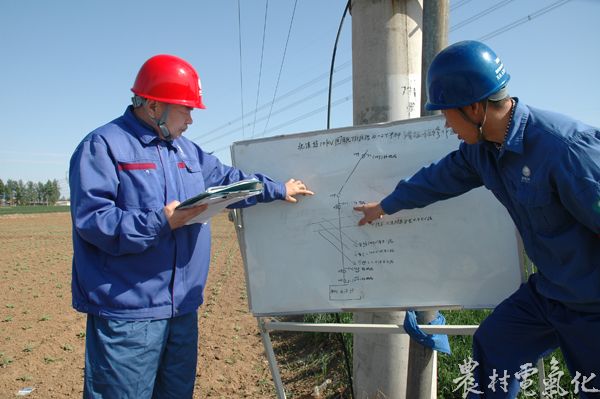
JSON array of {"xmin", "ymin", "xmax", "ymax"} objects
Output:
[{"xmin": 231, "ymin": 115, "xmax": 521, "ymax": 316}]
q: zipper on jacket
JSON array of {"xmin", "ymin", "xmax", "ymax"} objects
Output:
[{"xmin": 156, "ymin": 143, "xmax": 177, "ymax": 318}]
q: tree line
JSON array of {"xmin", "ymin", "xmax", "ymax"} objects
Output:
[{"xmin": 0, "ymin": 179, "xmax": 62, "ymax": 206}]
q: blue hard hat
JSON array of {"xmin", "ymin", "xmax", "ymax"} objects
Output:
[{"xmin": 425, "ymin": 40, "xmax": 510, "ymax": 110}]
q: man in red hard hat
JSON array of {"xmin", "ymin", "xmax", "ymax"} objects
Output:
[{"xmin": 69, "ymin": 54, "xmax": 313, "ymax": 398}]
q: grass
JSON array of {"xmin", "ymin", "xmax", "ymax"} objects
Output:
[
  {"xmin": 61, "ymin": 344, "xmax": 74, "ymax": 352},
  {"xmin": 0, "ymin": 205, "xmax": 70, "ymax": 216},
  {"xmin": 0, "ymin": 352, "xmax": 13, "ymax": 367}
]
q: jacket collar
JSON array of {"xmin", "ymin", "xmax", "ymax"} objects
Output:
[
  {"xmin": 123, "ymin": 105, "xmax": 161, "ymax": 146},
  {"xmin": 502, "ymin": 97, "xmax": 528, "ymax": 155}
]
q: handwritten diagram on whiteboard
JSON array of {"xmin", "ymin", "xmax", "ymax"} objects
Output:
[{"xmin": 231, "ymin": 115, "xmax": 521, "ymax": 316}]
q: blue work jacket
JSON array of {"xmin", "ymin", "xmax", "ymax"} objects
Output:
[
  {"xmin": 69, "ymin": 106, "xmax": 286, "ymax": 320},
  {"xmin": 381, "ymin": 99, "xmax": 600, "ymax": 312}
]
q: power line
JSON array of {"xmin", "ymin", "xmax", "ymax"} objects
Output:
[
  {"xmin": 201, "ymin": 0, "xmax": 573, "ymax": 158},
  {"xmin": 251, "ymin": 0, "xmax": 269, "ymax": 138},
  {"xmin": 478, "ymin": 0, "xmax": 572, "ymax": 41},
  {"xmin": 262, "ymin": 0, "xmax": 298, "ymax": 136},
  {"xmin": 209, "ymin": 95, "xmax": 352, "ymax": 155},
  {"xmin": 187, "ymin": 60, "xmax": 351, "ymax": 142},
  {"xmin": 328, "ymin": 0, "xmax": 351, "ymax": 130},
  {"xmin": 237, "ymin": 0, "xmax": 245, "ymax": 138},
  {"xmin": 200, "ymin": 76, "xmax": 352, "ymax": 147},
  {"xmin": 451, "ymin": 0, "xmax": 515, "ymax": 32},
  {"xmin": 259, "ymin": 95, "xmax": 351, "ymax": 138},
  {"xmin": 450, "ymin": 0, "xmax": 473, "ymax": 11}
]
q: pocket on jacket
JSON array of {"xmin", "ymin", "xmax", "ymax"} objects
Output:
[
  {"xmin": 177, "ymin": 159, "xmax": 206, "ymax": 199},
  {"xmin": 116, "ymin": 160, "xmax": 164, "ymax": 209},
  {"xmin": 516, "ymin": 185, "xmax": 572, "ymax": 235}
]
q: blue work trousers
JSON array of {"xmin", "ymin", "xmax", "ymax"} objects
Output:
[
  {"xmin": 468, "ymin": 274, "xmax": 600, "ymax": 398},
  {"xmin": 83, "ymin": 311, "xmax": 198, "ymax": 399}
]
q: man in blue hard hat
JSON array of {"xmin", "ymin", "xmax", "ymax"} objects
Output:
[{"xmin": 354, "ymin": 40, "xmax": 600, "ymax": 398}]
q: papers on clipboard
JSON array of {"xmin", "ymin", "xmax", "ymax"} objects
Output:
[{"xmin": 176, "ymin": 178, "xmax": 264, "ymax": 224}]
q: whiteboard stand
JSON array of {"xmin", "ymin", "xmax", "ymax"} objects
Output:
[
  {"xmin": 257, "ymin": 317, "xmax": 478, "ymax": 398},
  {"xmin": 257, "ymin": 315, "xmax": 547, "ymax": 398},
  {"xmin": 257, "ymin": 317, "xmax": 287, "ymax": 399}
]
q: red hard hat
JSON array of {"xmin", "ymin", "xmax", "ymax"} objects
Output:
[{"xmin": 131, "ymin": 54, "xmax": 206, "ymax": 109}]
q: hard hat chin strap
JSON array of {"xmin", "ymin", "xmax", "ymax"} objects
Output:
[
  {"xmin": 155, "ymin": 105, "xmax": 172, "ymax": 141},
  {"xmin": 477, "ymin": 100, "xmax": 489, "ymax": 143},
  {"xmin": 132, "ymin": 96, "xmax": 173, "ymax": 140}
]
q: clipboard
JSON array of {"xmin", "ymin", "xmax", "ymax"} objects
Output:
[{"xmin": 177, "ymin": 179, "xmax": 264, "ymax": 224}]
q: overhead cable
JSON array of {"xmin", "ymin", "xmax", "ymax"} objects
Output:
[
  {"xmin": 210, "ymin": 95, "xmax": 352, "ymax": 155},
  {"xmin": 262, "ymin": 0, "xmax": 299, "ymax": 136},
  {"xmin": 188, "ymin": 60, "xmax": 351, "ymax": 143},
  {"xmin": 237, "ymin": 0, "xmax": 245, "ymax": 138},
  {"xmin": 327, "ymin": 0, "xmax": 351, "ymax": 130},
  {"xmin": 201, "ymin": 77, "xmax": 352, "ymax": 147},
  {"xmin": 203, "ymin": 0, "xmax": 574, "ymax": 158},
  {"xmin": 251, "ymin": 0, "xmax": 269, "ymax": 138},
  {"xmin": 450, "ymin": 0, "xmax": 473, "ymax": 11},
  {"xmin": 478, "ymin": 0, "xmax": 572, "ymax": 41},
  {"xmin": 451, "ymin": 0, "xmax": 515, "ymax": 32}
]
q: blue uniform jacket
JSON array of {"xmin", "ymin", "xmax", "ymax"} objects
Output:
[
  {"xmin": 69, "ymin": 106, "xmax": 286, "ymax": 320},
  {"xmin": 381, "ymin": 99, "xmax": 600, "ymax": 312}
]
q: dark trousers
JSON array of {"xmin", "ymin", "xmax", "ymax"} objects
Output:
[
  {"xmin": 83, "ymin": 311, "xmax": 199, "ymax": 399},
  {"xmin": 467, "ymin": 274, "xmax": 600, "ymax": 398}
]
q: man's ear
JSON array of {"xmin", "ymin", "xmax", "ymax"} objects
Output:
[
  {"xmin": 466, "ymin": 101, "xmax": 486, "ymax": 118},
  {"xmin": 144, "ymin": 99, "xmax": 160, "ymax": 118}
]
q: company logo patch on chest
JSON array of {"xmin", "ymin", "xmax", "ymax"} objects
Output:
[{"xmin": 521, "ymin": 165, "xmax": 531, "ymax": 183}]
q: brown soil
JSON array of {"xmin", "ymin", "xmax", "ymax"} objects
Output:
[{"xmin": 0, "ymin": 212, "xmax": 349, "ymax": 398}]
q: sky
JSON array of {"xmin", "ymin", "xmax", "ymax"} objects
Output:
[{"xmin": 1, "ymin": 0, "xmax": 598, "ymax": 198}]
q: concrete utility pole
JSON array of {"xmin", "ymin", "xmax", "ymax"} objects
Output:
[
  {"xmin": 407, "ymin": 2, "xmax": 449, "ymax": 398},
  {"xmin": 419, "ymin": 0, "xmax": 449, "ymax": 116},
  {"xmin": 351, "ymin": 0, "xmax": 422, "ymax": 397}
]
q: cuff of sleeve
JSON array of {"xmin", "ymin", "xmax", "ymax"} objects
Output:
[
  {"xmin": 275, "ymin": 181, "xmax": 287, "ymax": 200},
  {"xmin": 380, "ymin": 194, "xmax": 400, "ymax": 215},
  {"xmin": 258, "ymin": 180, "xmax": 287, "ymax": 202},
  {"xmin": 149, "ymin": 208, "xmax": 171, "ymax": 237}
]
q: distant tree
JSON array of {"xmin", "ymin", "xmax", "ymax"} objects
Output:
[
  {"xmin": 1, "ymin": 178, "xmax": 62, "ymax": 205},
  {"xmin": 5, "ymin": 179, "xmax": 17, "ymax": 204},
  {"xmin": 25, "ymin": 181, "xmax": 36, "ymax": 204},
  {"xmin": 15, "ymin": 180, "xmax": 25, "ymax": 205},
  {"xmin": 46, "ymin": 179, "xmax": 60, "ymax": 205},
  {"xmin": 36, "ymin": 182, "xmax": 45, "ymax": 204}
]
